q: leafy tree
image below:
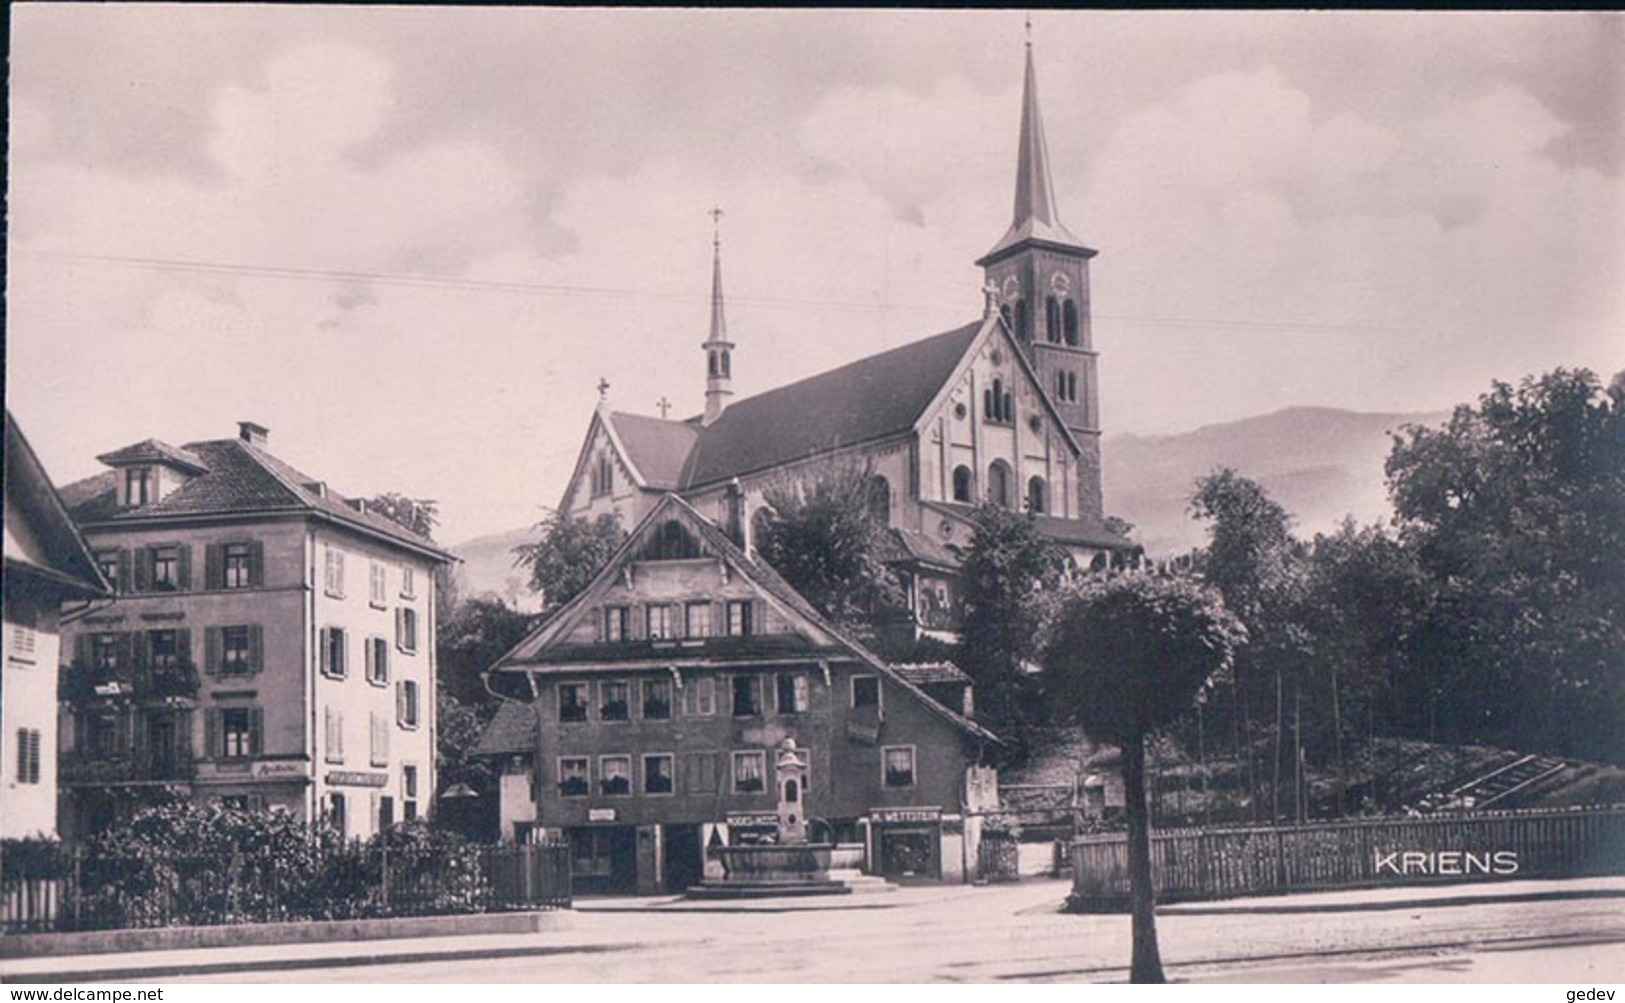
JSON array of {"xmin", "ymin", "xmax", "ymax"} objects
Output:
[
  {"xmin": 755, "ymin": 466, "xmax": 907, "ymax": 643},
  {"xmin": 957, "ymin": 502, "xmax": 1068, "ymax": 731},
  {"xmin": 512, "ymin": 511, "xmax": 626, "ymax": 616},
  {"xmin": 1386, "ymin": 368, "xmax": 1625, "ymax": 760},
  {"xmin": 1045, "ymin": 572, "xmax": 1245, "ymax": 983},
  {"xmin": 366, "ymin": 493, "xmax": 440, "ymax": 540},
  {"xmin": 438, "ymin": 596, "xmax": 540, "ymax": 706}
]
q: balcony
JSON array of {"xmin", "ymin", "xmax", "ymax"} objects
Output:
[
  {"xmin": 59, "ymin": 750, "xmax": 197, "ymax": 785},
  {"xmin": 60, "ymin": 661, "xmax": 200, "ymax": 705}
]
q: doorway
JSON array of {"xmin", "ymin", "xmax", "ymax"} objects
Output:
[{"xmin": 662, "ymin": 823, "xmax": 705, "ymax": 891}]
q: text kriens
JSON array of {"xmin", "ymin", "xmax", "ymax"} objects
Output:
[{"xmin": 1373, "ymin": 850, "xmax": 1518, "ymax": 876}]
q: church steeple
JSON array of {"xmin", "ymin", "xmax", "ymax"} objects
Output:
[{"xmin": 702, "ymin": 208, "xmax": 735, "ymax": 426}]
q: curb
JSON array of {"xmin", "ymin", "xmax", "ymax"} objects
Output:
[{"xmin": 1158, "ymin": 886, "xmax": 1625, "ymax": 917}]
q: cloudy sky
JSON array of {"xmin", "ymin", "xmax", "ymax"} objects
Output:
[{"xmin": 8, "ymin": 8, "xmax": 1622, "ymax": 544}]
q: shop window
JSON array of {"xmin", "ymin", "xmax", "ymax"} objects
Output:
[
  {"xmin": 643, "ymin": 678, "xmax": 672, "ymax": 720},
  {"xmin": 643, "ymin": 754, "xmax": 675, "ymax": 795},
  {"xmin": 600, "ymin": 680, "xmax": 630, "ymax": 721},
  {"xmin": 599, "ymin": 755, "xmax": 631, "ymax": 796},
  {"xmin": 883, "ymin": 746, "xmax": 916, "ymax": 788},
  {"xmin": 558, "ymin": 683, "xmax": 589, "ymax": 723},
  {"xmin": 558, "ymin": 757, "xmax": 589, "ymax": 797},
  {"xmin": 732, "ymin": 750, "xmax": 766, "ymax": 794}
]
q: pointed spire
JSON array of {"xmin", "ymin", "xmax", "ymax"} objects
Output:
[{"xmin": 702, "ymin": 207, "xmax": 735, "ymax": 426}]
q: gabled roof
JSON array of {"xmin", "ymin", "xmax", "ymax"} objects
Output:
[
  {"xmin": 679, "ymin": 322, "xmax": 984, "ymax": 489},
  {"xmin": 4, "ymin": 412, "xmax": 112, "ymax": 601},
  {"xmin": 489, "ymin": 493, "xmax": 1000, "ymax": 745},
  {"xmin": 607, "ymin": 412, "xmax": 702, "ymax": 490},
  {"xmin": 95, "ymin": 438, "xmax": 210, "ymax": 475},
  {"xmin": 472, "ymin": 700, "xmax": 539, "ymax": 758},
  {"xmin": 60, "ymin": 437, "xmax": 453, "ymax": 561}
]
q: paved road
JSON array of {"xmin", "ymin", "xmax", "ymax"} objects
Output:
[{"xmin": 140, "ymin": 879, "xmax": 1625, "ymax": 983}]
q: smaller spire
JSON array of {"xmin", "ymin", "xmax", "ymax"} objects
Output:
[
  {"xmin": 705, "ymin": 206, "xmax": 728, "ymax": 348},
  {"xmin": 702, "ymin": 208, "xmax": 735, "ymax": 426}
]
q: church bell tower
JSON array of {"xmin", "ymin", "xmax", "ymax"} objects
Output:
[
  {"xmin": 702, "ymin": 208, "xmax": 735, "ymax": 427},
  {"xmin": 977, "ymin": 33, "xmax": 1104, "ymax": 526}
]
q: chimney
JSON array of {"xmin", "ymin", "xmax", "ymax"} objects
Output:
[
  {"xmin": 727, "ymin": 478, "xmax": 749, "ymax": 553},
  {"xmin": 238, "ymin": 421, "xmax": 270, "ymax": 448}
]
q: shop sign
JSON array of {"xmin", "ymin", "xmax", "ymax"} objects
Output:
[
  {"xmin": 872, "ymin": 807, "xmax": 941, "ymax": 824},
  {"xmin": 588, "ymin": 808, "xmax": 617, "ymax": 822},
  {"xmin": 253, "ymin": 761, "xmax": 307, "ymax": 780},
  {"xmin": 726, "ymin": 812, "xmax": 779, "ymax": 827},
  {"xmin": 325, "ymin": 771, "xmax": 388, "ymax": 788}
]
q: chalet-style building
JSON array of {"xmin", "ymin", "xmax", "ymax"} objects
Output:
[
  {"xmin": 53, "ymin": 422, "xmax": 453, "ymax": 843},
  {"xmin": 556, "ymin": 42, "xmax": 1133, "ymax": 641},
  {"xmin": 484, "ymin": 494, "xmax": 1001, "ymax": 893},
  {"xmin": 2, "ymin": 413, "xmax": 112, "ymax": 839}
]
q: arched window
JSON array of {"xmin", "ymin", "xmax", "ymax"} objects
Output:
[
  {"xmin": 999, "ymin": 304, "xmax": 1014, "ymax": 335},
  {"xmin": 1014, "ymin": 300, "xmax": 1029, "ymax": 343},
  {"xmin": 988, "ymin": 460, "xmax": 1012, "ymax": 509},
  {"xmin": 984, "ymin": 379, "xmax": 1013, "ymax": 423},
  {"xmin": 721, "ymin": 349, "xmax": 732, "ymax": 378},
  {"xmin": 952, "ymin": 465, "xmax": 973, "ymax": 503},
  {"xmin": 592, "ymin": 455, "xmax": 614, "ymax": 497},
  {"xmin": 1068, "ymin": 372, "xmax": 1078, "ymax": 403},
  {"xmin": 1027, "ymin": 476, "xmax": 1047, "ymax": 514},
  {"xmin": 866, "ymin": 475, "xmax": 891, "ymax": 525},
  {"xmin": 708, "ymin": 352, "xmax": 720, "ymax": 378},
  {"xmin": 1063, "ymin": 300, "xmax": 1080, "ymax": 346},
  {"xmin": 1045, "ymin": 296, "xmax": 1062, "ymax": 343}
]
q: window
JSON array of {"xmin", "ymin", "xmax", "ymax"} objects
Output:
[
  {"xmin": 328, "ymin": 792, "xmax": 348, "ymax": 839},
  {"xmin": 852, "ymin": 675, "xmax": 881, "ymax": 711},
  {"xmin": 148, "ymin": 629, "xmax": 179, "ymax": 670},
  {"xmin": 732, "ymin": 674, "xmax": 761, "ymax": 717},
  {"xmin": 370, "ymin": 712, "xmax": 390, "ymax": 767},
  {"xmin": 378, "ymin": 796, "xmax": 395, "ymax": 830},
  {"xmin": 952, "ymin": 465, "xmax": 973, "ymax": 503},
  {"xmin": 366, "ymin": 637, "xmax": 390, "ymax": 685},
  {"xmin": 403, "ymin": 764, "xmax": 419, "ymax": 819},
  {"xmin": 369, "ymin": 563, "xmax": 388, "ymax": 608},
  {"xmin": 988, "ymin": 460, "xmax": 1012, "ymax": 509},
  {"xmin": 221, "ymin": 708, "xmax": 253, "ymax": 759},
  {"xmin": 645, "ymin": 604, "xmax": 676, "ymax": 640},
  {"xmin": 396, "ymin": 608, "xmax": 418, "ymax": 653},
  {"xmin": 87, "ymin": 713, "xmax": 120, "ymax": 759},
  {"xmin": 15, "ymin": 729, "xmax": 41, "ymax": 785},
  {"xmin": 125, "ymin": 467, "xmax": 152, "ymax": 506},
  {"xmin": 320, "ymin": 626, "xmax": 348, "ymax": 678},
  {"xmin": 684, "ymin": 752, "xmax": 719, "ymax": 794},
  {"xmin": 150, "ymin": 545, "xmax": 181, "ymax": 591},
  {"xmin": 1014, "ymin": 300, "xmax": 1029, "ymax": 342},
  {"xmin": 397, "ymin": 680, "xmax": 420, "ymax": 729},
  {"xmin": 866, "ymin": 476, "xmax": 891, "ymax": 525},
  {"xmin": 400, "ymin": 566, "xmax": 416, "ymax": 599},
  {"xmin": 592, "ymin": 455, "xmax": 614, "ymax": 498},
  {"xmin": 1055, "ymin": 370, "xmax": 1079, "ymax": 404},
  {"xmin": 92, "ymin": 633, "xmax": 122, "ymax": 672},
  {"xmin": 1027, "ymin": 476, "xmax": 1048, "ymax": 515},
  {"xmin": 726, "ymin": 600, "xmax": 753, "ymax": 637},
  {"xmin": 558, "ymin": 757, "xmax": 589, "ymax": 797},
  {"xmin": 223, "ymin": 543, "xmax": 254, "ymax": 589},
  {"xmin": 558, "ymin": 683, "xmax": 589, "ymax": 723},
  {"xmin": 220, "ymin": 626, "xmax": 254, "ymax": 676},
  {"xmin": 684, "ymin": 602, "xmax": 712, "ymax": 639},
  {"xmin": 94, "ymin": 550, "xmax": 122, "ymax": 592},
  {"xmin": 1045, "ymin": 295, "xmax": 1062, "ymax": 343},
  {"xmin": 1063, "ymin": 300, "xmax": 1080, "ymax": 346},
  {"xmin": 732, "ymin": 751, "xmax": 766, "ymax": 794},
  {"xmin": 10, "ymin": 623, "xmax": 37, "ymax": 663},
  {"xmin": 604, "ymin": 606, "xmax": 629, "ymax": 642},
  {"xmin": 600, "ymin": 681, "xmax": 630, "ymax": 721},
  {"xmin": 643, "ymin": 754, "xmax": 675, "ymax": 795},
  {"xmin": 776, "ymin": 673, "xmax": 809, "ymax": 714},
  {"xmin": 642, "ymin": 678, "xmax": 672, "ymax": 720},
  {"xmin": 983, "ymin": 379, "xmax": 1014, "ymax": 424},
  {"xmin": 324, "ymin": 547, "xmax": 345, "ymax": 598},
  {"xmin": 691, "ymin": 676, "xmax": 716, "ymax": 717},
  {"xmin": 883, "ymin": 746, "xmax": 916, "ymax": 788},
  {"xmin": 599, "ymin": 755, "xmax": 631, "ymax": 796},
  {"xmin": 325, "ymin": 707, "xmax": 345, "ymax": 764}
]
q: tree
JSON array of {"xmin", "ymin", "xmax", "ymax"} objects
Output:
[
  {"xmin": 1045, "ymin": 572, "xmax": 1244, "ymax": 983},
  {"xmin": 1386, "ymin": 369, "xmax": 1625, "ymax": 760},
  {"xmin": 956, "ymin": 502, "xmax": 1068, "ymax": 731},
  {"xmin": 366, "ymin": 493, "xmax": 440, "ymax": 540},
  {"xmin": 512, "ymin": 511, "xmax": 626, "ymax": 616},
  {"xmin": 437, "ymin": 596, "xmax": 539, "ymax": 706},
  {"xmin": 755, "ymin": 466, "xmax": 907, "ymax": 643}
]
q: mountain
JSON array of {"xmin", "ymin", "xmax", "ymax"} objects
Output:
[
  {"xmin": 451, "ymin": 405, "xmax": 1450, "ymax": 600},
  {"xmin": 1103, "ymin": 405, "xmax": 1449, "ymax": 557},
  {"xmin": 447, "ymin": 525, "xmax": 545, "ymax": 612}
]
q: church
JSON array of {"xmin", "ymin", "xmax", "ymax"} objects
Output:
[{"xmin": 555, "ymin": 40, "xmax": 1132, "ymax": 641}]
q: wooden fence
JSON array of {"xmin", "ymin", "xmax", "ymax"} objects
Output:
[
  {"xmin": 2, "ymin": 841, "xmax": 571, "ymax": 934},
  {"xmin": 1070, "ymin": 804, "xmax": 1625, "ymax": 907}
]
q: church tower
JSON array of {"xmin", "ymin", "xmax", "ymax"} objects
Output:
[
  {"xmin": 702, "ymin": 209, "xmax": 735, "ymax": 426},
  {"xmin": 977, "ymin": 34, "xmax": 1104, "ymax": 526}
]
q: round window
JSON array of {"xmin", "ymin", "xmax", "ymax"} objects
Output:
[
  {"xmin": 953, "ymin": 402, "xmax": 968, "ymax": 420},
  {"xmin": 1028, "ymin": 415, "xmax": 1043, "ymax": 433}
]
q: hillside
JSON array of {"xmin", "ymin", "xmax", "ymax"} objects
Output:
[
  {"xmin": 447, "ymin": 525, "xmax": 544, "ymax": 612},
  {"xmin": 1103, "ymin": 406, "xmax": 1449, "ymax": 557}
]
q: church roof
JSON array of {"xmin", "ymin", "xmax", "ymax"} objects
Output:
[
  {"xmin": 606, "ymin": 411, "xmax": 702, "ymax": 490},
  {"xmin": 680, "ymin": 321, "xmax": 983, "ymax": 489}
]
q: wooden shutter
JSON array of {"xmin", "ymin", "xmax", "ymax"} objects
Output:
[
  {"xmin": 131, "ymin": 631, "xmax": 150, "ymax": 672},
  {"xmin": 249, "ymin": 707, "xmax": 264, "ymax": 756},
  {"xmin": 394, "ymin": 608, "xmax": 405, "ymax": 650},
  {"xmin": 249, "ymin": 540, "xmax": 265, "ymax": 587},
  {"xmin": 74, "ymin": 633, "xmax": 90, "ymax": 667},
  {"xmin": 176, "ymin": 545, "xmax": 192, "ymax": 590},
  {"xmin": 396, "ymin": 681, "xmax": 407, "ymax": 725},
  {"xmin": 176, "ymin": 628, "xmax": 193, "ymax": 669},
  {"xmin": 318, "ymin": 627, "xmax": 330, "ymax": 675},
  {"xmin": 116, "ymin": 550, "xmax": 132, "ymax": 594},
  {"xmin": 204, "ymin": 709, "xmax": 220, "ymax": 759},
  {"xmin": 133, "ymin": 548, "xmax": 150, "ymax": 592},
  {"xmin": 248, "ymin": 625, "xmax": 264, "ymax": 676},
  {"xmin": 117, "ymin": 633, "xmax": 135, "ymax": 672},
  {"xmin": 204, "ymin": 544, "xmax": 222, "ymax": 590},
  {"xmin": 205, "ymin": 627, "xmax": 220, "ymax": 676},
  {"xmin": 364, "ymin": 637, "xmax": 376, "ymax": 682}
]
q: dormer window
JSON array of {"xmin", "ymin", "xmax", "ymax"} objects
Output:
[{"xmin": 125, "ymin": 467, "xmax": 152, "ymax": 506}]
